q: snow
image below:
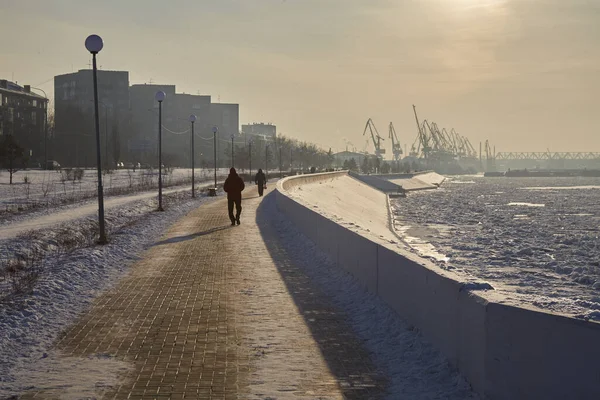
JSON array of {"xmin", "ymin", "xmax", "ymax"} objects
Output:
[
  {"xmin": 391, "ymin": 176, "xmax": 600, "ymax": 321},
  {"xmin": 0, "ymin": 189, "xmax": 218, "ymax": 396},
  {"xmin": 0, "ymin": 167, "xmax": 230, "ymax": 221},
  {"xmin": 284, "ymin": 173, "xmax": 600, "ymax": 320},
  {"xmin": 262, "ymin": 194, "xmax": 478, "ymax": 399},
  {"xmin": 387, "ymin": 172, "xmax": 446, "ymax": 191},
  {"xmin": 286, "ymin": 175, "xmax": 397, "ymax": 245},
  {"xmin": 0, "ymin": 186, "xmax": 189, "ymax": 240},
  {"xmin": 8, "ymin": 353, "xmax": 132, "ymax": 399},
  {"xmin": 507, "ymin": 202, "xmax": 545, "ymax": 207}
]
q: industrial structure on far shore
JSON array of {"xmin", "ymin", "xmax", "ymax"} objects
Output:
[{"xmin": 339, "ymin": 105, "xmax": 600, "ymax": 174}]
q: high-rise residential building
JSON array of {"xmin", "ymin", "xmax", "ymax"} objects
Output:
[
  {"xmin": 0, "ymin": 80, "xmax": 49, "ymax": 164},
  {"xmin": 53, "ymin": 69, "xmax": 129, "ymax": 167},
  {"xmin": 129, "ymin": 84, "xmax": 239, "ymax": 167},
  {"xmin": 211, "ymin": 103, "xmax": 240, "ymax": 138}
]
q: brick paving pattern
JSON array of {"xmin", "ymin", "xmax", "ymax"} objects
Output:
[{"xmin": 21, "ymin": 189, "xmax": 387, "ymax": 399}]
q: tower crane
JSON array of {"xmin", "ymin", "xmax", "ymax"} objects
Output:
[
  {"xmin": 363, "ymin": 118, "xmax": 386, "ymax": 159},
  {"xmin": 464, "ymin": 137, "xmax": 477, "ymax": 158},
  {"xmin": 412, "ymin": 105, "xmax": 431, "ymax": 158},
  {"xmin": 388, "ymin": 122, "xmax": 403, "ymax": 161}
]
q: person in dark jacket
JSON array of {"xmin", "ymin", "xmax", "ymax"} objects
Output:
[
  {"xmin": 223, "ymin": 168, "xmax": 245, "ymax": 225},
  {"xmin": 255, "ymin": 169, "xmax": 267, "ymax": 197}
]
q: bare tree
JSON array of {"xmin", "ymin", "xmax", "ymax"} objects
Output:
[{"xmin": 0, "ymin": 135, "xmax": 27, "ymax": 184}]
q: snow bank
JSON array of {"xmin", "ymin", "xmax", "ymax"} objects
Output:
[
  {"xmin": 284, "ymin": 173, "xmax": 396, "ymax": 245},
  {"xmin": 276, "ymin": 171, "xmax": 600, "ymax": 400},
  {"xmin": 349, "ymin": 171, "xmax": 446, "ymax": 193}
]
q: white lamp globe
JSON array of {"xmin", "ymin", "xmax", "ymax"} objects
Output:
[
  {"xmin": 212, "ymin": 126, "xmax": 218, "ymax": 134},
  {"xmin": 155, "ymin": 91, "xmax": 166, "ymax": 102},
  {"xmin": 85, "ymin": 34, "xmax": 103, "ymax": 54},
  {"xmin": 189, "ymin": 114, "xmax": 197, "ymax": 123}
]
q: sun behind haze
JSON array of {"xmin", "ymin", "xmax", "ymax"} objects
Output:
[{"xmin": 1, "ymin": 0, "xmax": 598, "ymax": 153}]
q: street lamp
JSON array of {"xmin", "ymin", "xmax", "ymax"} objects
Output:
[
  {"xmin": 85, "ymin": 34, "xmax": 107, "ymax": 244},
  {"xmin": 189, "ymin": 114, "xmax": 197, "ymax": 198},
  {"xmin": 265, "ymin": 143, "xmax": 269, "ymax": 181},
  {"xmin": 248, "ymin": 139, "xmax": 253, "ymax": 183},
  {"xmin": 230, "ymin": 134, "xmax": 235, "ymax": 167},
  {"xmin": 100, "ymin": 101, "xmax": 111, "ymax": 169},
  {"xmin": 155, "ymin": 90, "xmax": 166, "ymax": 211},
  {"xmin": 92, "ymin": 100, "xmax": 111, "ymax": 169},
  {"xmin": 212, "ymin": 126, "xmax": 218, "ymax": 189},
  {"xmin": 279, "ymin": 145, "xmax": 282, "ymax": 179},
  {"xmin": 30, "ymin": 87, "xmax": 48, "ymax": 168}
]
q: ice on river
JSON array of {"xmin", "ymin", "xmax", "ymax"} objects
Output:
[{"xmin": 391, "ymin": 176, "xmax": 600, "ymax": 321}]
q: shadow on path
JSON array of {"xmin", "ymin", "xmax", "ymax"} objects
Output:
[
  {"xmin": 153, "ymin": 225, "xmax": 231, "ymax": 246},
  {"xmin": 255, "ymin": 192, "xmax": 387, "ymax": 399}
]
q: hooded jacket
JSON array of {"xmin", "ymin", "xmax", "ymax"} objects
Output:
[{"xmin": 223, "ymin": 168, "xmax": 245, "ymax": 200}]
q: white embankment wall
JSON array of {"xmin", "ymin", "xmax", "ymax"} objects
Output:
[{"xmin": 276, "ymin": 171, "xmax": 600, "ymax": 400}]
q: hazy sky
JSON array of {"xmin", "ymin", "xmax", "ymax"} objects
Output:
[{"xmin": 1, "ymin": 0, "xmax": 599, "ymax": 154}]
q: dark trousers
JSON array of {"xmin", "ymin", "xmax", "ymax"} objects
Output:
[
  {"xmin": 258, "ymin": 184, "xmax": 264, "ymax": 197},
  {"xmin": 228, "ymin": 197, "xmax": 242, "ymax": 222}
]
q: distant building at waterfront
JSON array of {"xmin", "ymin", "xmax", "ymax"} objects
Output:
[
  {"xmin": 241, "ymin": 123, "xmax": 276, "ymax": 141},
  {"xmin": 53, "ymin": 69, "xmax": 130, "ymax": 167},
  {"xmin": 333, "ymin": 150, "xmax": 366, "ymax": 168},
  {"xmin": 0, "ymin": 80, "xmax": 49, "ymax": 164}
]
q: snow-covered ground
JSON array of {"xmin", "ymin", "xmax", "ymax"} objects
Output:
[
  {"xmin": 391, "ymin": 176, "xmax": 600, "ymax": 321},
  {"xmin": 0, "ymin": 167, "xmax": 230, "ymax": 221},
  {"xmin": 0, "ymin": 189, "xmax": 219, "ymax": 395},
  {"xmin": 0, "ymin": 186, "xmax": 193, "ymax": 240}
]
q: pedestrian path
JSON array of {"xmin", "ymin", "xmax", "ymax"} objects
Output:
[{"xmin": 20, "ymin": 189, "xmax": 387, "ymax": 399}]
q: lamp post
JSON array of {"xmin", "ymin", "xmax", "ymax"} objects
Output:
[
  {"xmin": 212, "ymin": 126, "xmax": 218, "ymax": 188},
  {"xmin": 248, "ymin": 139, "xmax": 253, "ymax": 183},
  {"xmin": 155, "ymin": 91, "xmax": 166, "ymax": 211},
  {"xmin": 189, "ymin": 114, "xmax": 197, "ymax": 197},
  {"xmin": 85, "ymin": 34, "xmax": 107, "ymax": 244},
  {"xmin": 230, "ymin": 134, "xmax": 235, "ymax": 167},
  {"xmin": 265, "ymin": 143, "xmax": 269, "ymax": 181},
  {"xmin": 98, "ymin": 101, "xmax": 111, "ymax": 169},
  {"xmin": 30, "ymin": 87, "xmax": 48, "ymax": 168}
]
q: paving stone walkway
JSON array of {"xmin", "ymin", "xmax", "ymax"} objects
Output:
[{"xmin": 21, "ymin": 189, "xmax": 387, "ymax": 399}]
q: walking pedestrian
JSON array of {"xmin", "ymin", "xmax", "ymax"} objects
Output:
[
  {"xmin": 255, "ymin": 168, "xmax": 267, "ymax": 197},
  {"xmin": 224, "ymin": 168, "xmax": 245, "ymax": 225}
]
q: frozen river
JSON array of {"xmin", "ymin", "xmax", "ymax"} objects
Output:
[{"xmin": 391, "ymin": 175, "xmax": 600, "ymax": 321}]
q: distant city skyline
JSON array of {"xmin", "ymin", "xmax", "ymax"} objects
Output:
[{"xmin": 1, "ymin": 0, "xmax": 598, "ymax": 154}]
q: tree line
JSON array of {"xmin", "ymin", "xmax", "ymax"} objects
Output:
[
  {"xmin": 222, "ymin": 134, "xmax": 335, "ymax": 172},
  {"xmin": 343, "ymin": 156, "xmax": 421, "ymax": 174}
]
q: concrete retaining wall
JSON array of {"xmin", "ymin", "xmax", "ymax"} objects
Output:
[{"xmin": 275, "ymin": 172, "xmax": 600, "ymax": 400}]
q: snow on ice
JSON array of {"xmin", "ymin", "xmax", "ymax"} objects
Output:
[{"xmin": 391, "ymin": 176, "xmax": 600, "ymax": 321}]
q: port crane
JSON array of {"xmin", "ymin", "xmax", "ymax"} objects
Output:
[
  {"xmin": 485, "ymin": 139, "xmax": 496, "ymax": 171},
  {"xmin": 410, "ymin": 105, "xmax": 431, "ymax": 158},
  {"xmin": 363, "ymin": 118, "xmax": 386, "ymax": 159},
  {"xmin": 388, "ymin": 122, "xmax": 403, "ymax": 161},
  {"xmin": 409, "ymin": 105, "xmax": 487, "ymax": 165}
]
